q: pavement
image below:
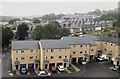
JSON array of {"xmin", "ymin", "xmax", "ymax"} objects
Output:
[{"xmin": 2, "ymin": 50, "xmax": 11, "ymax": 77}]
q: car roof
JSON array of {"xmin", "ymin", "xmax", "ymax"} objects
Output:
[
  {"xmin": 40, "ymin": 71, "xmax": 46, "ymax": 73},
  {"xmin": 59, "ymin": 65, "xmax": 63, "ymax": 68}
]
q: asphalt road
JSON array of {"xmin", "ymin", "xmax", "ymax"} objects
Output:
[
  {"xmin": 52, "ymin": 61, "xmax": 119, "ymax": 77},
  {"xmin": 75, "ymin": 62, "xmax": 118, "ymax": 77}
]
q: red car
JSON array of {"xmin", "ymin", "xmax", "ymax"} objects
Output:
[{"xmin": 49, "ymin": 66, "xmax": 57, "ymax": 73}]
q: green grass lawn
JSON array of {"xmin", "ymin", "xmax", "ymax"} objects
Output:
[{"xmin": 67, "ymin": 66, "xmax": 76, "ymax": 73}]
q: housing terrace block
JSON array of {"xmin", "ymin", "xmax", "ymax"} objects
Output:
[
  {"xmin": 58, "ymin": 14, "xmax": 113, "ymax": 33},
  {"xmin": 11, "ymin": 35, "xmax": 120, "ymax": 71}
]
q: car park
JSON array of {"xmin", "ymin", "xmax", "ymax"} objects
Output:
[
  {"xmin": 49, "ymin": 66, "xmax": 57, "ymax": 73},
  {"xmin": 20, "ymin": 68, "xmax": 27, "ymax": 74},
  {"xmin": 57, "ymin": 65, "xmax": 65, "ymax": 72},
  {"xmin": 38, "ymin": 71, "xmax": 51, "ymax": 77}
]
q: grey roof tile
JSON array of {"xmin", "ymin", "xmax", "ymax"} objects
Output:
[
  {"xmin": 40, "ymin": 40, "xmax": 69, "ymax": 49},
  {"xmin": 12, "ymin": 40, "xmax": 39, "ymax": 50}
]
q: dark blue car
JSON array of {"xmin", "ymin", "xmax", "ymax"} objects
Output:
[{"xmin": 20, "ymin": 68, "xmax": 27, "ymax": 74}]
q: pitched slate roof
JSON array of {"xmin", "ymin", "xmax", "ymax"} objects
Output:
[
  {"xmin": 12, "ymin": 40, "xmax": 39, "ymax": 50},
  {"xmin": 40, "ymin": 40, "xmax": 69, "ymax": 49},
  {"xmin": 40, "ymin": 35, "xmax": 98, "ymax": 49},
  {"xmin": 96, "ymin": 35, "xmax": 120, "ymax": 45},
  {"xmin": 62, "ymin": 34, "xmax": 98, "ymax": 45}
]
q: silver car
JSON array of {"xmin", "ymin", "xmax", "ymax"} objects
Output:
[{"xmin": 38, "ymin": 71, "xmax": 51, "ymax": 77}]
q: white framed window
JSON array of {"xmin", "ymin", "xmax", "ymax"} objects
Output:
[
  {"xmin": 80, "ymin": 51, "xmax": 83, "ymax": 54},
  {"xmin": 16, "ymin": 51, "xmax": 18, "ymax": 53},
  {"xmin": 111, "ymin": 44, "xmax": 113, "ymax": 46},
  {"xmin": 21, "ymin": 57, "xmax": 25, "ymax": 60},
  {"xmin": 30, "ymin": 56, "xmax": 33, "ymax": 59},
  {"xmin": 80, "ymin": 45, "xmax": 83, "ymax": 47},
  {"xmin": 91, "ymin": 49, "xmax": 94, "ymax": 51},
  {"xmin": 65, "ymin": 56, "xmax": 67, "ymax": 58},
  {"xmin": 46, "ymin": 49, "xmax": 48, "ymax": 52},
  {"xmin": 21, "ymin": 50, "xmax": 24, "ymax": 53},
  {"xmin": 65, "ymin": 49, "xmax": 66, "ymax": 51},
  {"xmin": 59, "ymin": 49, "xmax": 62, "ymax": 52},
  {"xmin": 73, "ymin": 45, "xmax": 76, "ymax": 47},
  {"xmin": 36, "ymin": 56, "xmax": 38, "ymax": 59},
  {"xmin": 36, "ymin": 50, "xmax": 38, "ymax": 52},
  {"xmin": 51, "ymin": 49, "xmax": 54, "ymax": 52},
  {"xmin": 73, "ymin": 52, "xmax": 76, "ymax": 54},
  {"xmin": 51, "ymin": 56, "xmax": 54, "ymax": 59},
  {"xmin": 59, "ymin": 56, "xmax": 62, "ymax": 59},
  {"xmin": 45, "ymin": 56, "xmax": 47, "ymax": 59},
  {"xmin": 31, "ymin": 50, "xmax": 33, "ymax": 52},
  {"xmin": 16, "ymin": 58, "xmax": 19, "ymax": 60}
]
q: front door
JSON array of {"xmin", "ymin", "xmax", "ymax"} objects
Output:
[
  {"xmin": 72, "ymin": 58, "xmax": 76, "ymax": 63},
  {"xmin": 35, "ymin": 64, "xmax": 38, "ymax": 68},
  {"xmin": 28, "ymin": 63, "xmax": 34, "ymax": 70},
  {"xmin": 64, "ymin": 63, "xmax": 66, "ymax": 68},
  {"xmin": 84, "ymin": 58, "xmax": 87, "ymax": 62},
  {"xmin": 16, "ymin": 65, "xmax": 18, "ymax": 70},
  {"xmin": 57, "ymin": 63, "xmax": 62, "ymax": 66},
  {"xmin": 45, "ymin": 64, "xmax": 48, "ymax": 69},
  {"xmin": 90, "ymin": 55, "xmax": 93, "ymax": 61}
]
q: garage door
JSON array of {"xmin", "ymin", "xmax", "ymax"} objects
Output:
[
  {"xmin": 49, "ymin": 63, "xmax": 55, "ymax": 68},
  {"xmin": 20, "ymin": 64, "xmax": 26, "ymax": 68},
  {"xmin": 72, "ymin": 58, "xmax": 76, "ymax": 63},
  {"xmin": 57, "ymin": 63, "xmax": 62, "ymax": 66},
  {"xmin": 28, "ymin": 63, "xmax": 34, "ymax": 69}
]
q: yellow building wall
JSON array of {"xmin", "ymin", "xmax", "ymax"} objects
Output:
[
  {"xmin": 11, "ymin": 49, "xmax": 40, "ymax": 71},
  {"xmin": 90, "ymin": 45, "xmax": 97, "ymax": 56},
  {"xmin": 40, "ymin": 48, "xmax": 70, "ymax": 70}
]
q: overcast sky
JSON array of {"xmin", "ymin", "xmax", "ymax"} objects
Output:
[{"xmin": 1, "ymin": 2, "xmax": 118, "ymax": 17}]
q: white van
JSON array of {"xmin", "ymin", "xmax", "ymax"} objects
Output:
[{"xmin": 100, "ymin": 54, "xmax": 108, "ymax": 60}]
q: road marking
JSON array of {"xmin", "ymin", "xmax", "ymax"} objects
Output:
[
  {"xmin": 78, "ymin": 65, "xmax": 86, "ymax": 75},
  {"xmin": 82, "ymin": 65, "xmax": 86, "ymax": 74},
  {"xmin": 97, "ymin": 64, "xmax": 118, "ymax": 76}
]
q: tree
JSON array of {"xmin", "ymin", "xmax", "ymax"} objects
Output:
[
  {"xmin": 9, "ymin": 18, "xmax": 20, "ymax": 24},
  {"xmin": 33, "ymin": 19, "xmax": 40, "ymax": 24},
  {"xmin": 16, "ymin": 23, "xmax": 29, "ymax": 40},
  {"xmin": 41, "ymin": 13, "xmax": 56, "ymax": 20},
  {"xmin": 2, "ymin": 27, "xmax": 14, "ymax": 48},
  {"xmin": 31, "ymin": 21, "xmax": 70, "ymax": 40}
]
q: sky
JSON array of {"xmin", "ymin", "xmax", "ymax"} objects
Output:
[{"xmin": 0, "ymin": 1, "xmax": 119, "ymax": 17}]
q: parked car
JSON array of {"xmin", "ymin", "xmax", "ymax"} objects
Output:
[
  {"xmin": 111, "ymin": 66, "xmax": 119, "ymax": 71},
  {"xmin": 38, "ymin": 71, "xmax": 51, "ymax": 77},
  {"xmin": 82, "ymin": 61, "xmax": 87, "ymax": 65},
  {"xmin": 96, "ymin": 57, "xmax": 104, "ymax": 62},
  {"xmin": 49, "ymin": 66, "xmax": 57, "ymax": 73},
  {"xmin": 78, "ymin": 60, "xmax": 82, "ymax": 64},
  {"xmin": 20, "ymin": 68, "xmax": 27, "ymax": 74},
  {"xmin": 57, "ymin": 65, "xmax": 65, "ymax": 72}
]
